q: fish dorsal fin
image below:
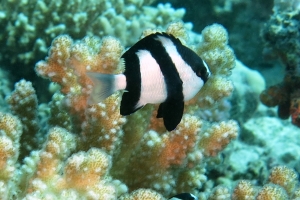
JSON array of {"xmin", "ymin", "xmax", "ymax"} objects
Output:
[
  {"xmin": 157, "ymin": 100, "xmax": 184, "ymax": 131},
  {"xmin": 87, "ymin": 72, "xmax": 116, "ymax": 104}
]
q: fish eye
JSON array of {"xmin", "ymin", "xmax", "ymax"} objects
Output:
[
  {"xmin": 197, "ymin": 68, "xmax": 205, "ymax": 78},
  {"xmin": 196, "ymin": 70, "xmax": 201, "ymax": 77}
]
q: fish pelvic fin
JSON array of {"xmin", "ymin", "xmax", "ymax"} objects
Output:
[
  {"xmin": 157, "ymin": 100, "xmax": 184, "ymax": 131},
  {"xmin": 87, "ymin": 72, "xmax": 118, "ymax": 104}
]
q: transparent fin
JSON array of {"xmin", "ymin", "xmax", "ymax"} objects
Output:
[{"xmin": 87, "ymin": 72, "xmax": 116, "ymax": 104}]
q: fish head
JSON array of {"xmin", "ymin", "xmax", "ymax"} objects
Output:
[{"xmin": 194, "ymin": 59, "xmax": 211, "ymax": 83}]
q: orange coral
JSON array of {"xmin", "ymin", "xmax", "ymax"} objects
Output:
[
  {"xmin": 81, "ymin": 93, "xmax": 126, "ymax": 154},
  {"xmin": 268, "ymin": 166, "xmax": 298, "ymax": 195},
  {"xmin": 159, "ymin": 115, "xmax": 201, "ymax": 168},
  {"xmin": 6, "ymin": 79, "xmax": 40, "ymax": 159},
  {"xmin": 119, "ymin": 188, "xmax": 165, "ymax": 200},
  {"xmin": 35, "ymin": 35, "xmax": 123, "ymax": 121},
  {"xmin": 256, "ymin": 184, "xmax": 288, "ymax": 200},
  {"xmin": 198, "ymin": 120, "xmax": 238, "ymax": 156},
  {"xmin": 30, "ymin": 22, "xmax": 239, "ymax": 198},
  {"xmin": 232, "ymin": 180, "xmax": 256, "ymax": 200}
]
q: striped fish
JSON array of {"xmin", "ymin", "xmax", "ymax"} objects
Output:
[{"xmin": 88, "ymin": 32, "xmax": 210, "ymax": 131}]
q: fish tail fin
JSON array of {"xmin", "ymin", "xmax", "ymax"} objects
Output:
[{"xmin": 87, "ymin": 72, "xmax": 116, "ymax": 104}]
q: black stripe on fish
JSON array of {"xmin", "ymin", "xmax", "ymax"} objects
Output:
[
  {"xmin": 167, "ymin": 35, "xmax": 210, "ymax": 83},
  {"xmin": 87, "ymin": 32, "xmax": 210, "ymax": 132},
  {"xmin": 121, "ymin": 32, "xmax": 184, "ymax": 131},
  {"xmin": 120, "ymin": 47, "xmax": 142, "ymax": 115},
  {"xmin": 146, "ymin": 33, "xmax": 184, "ymax": 131}
]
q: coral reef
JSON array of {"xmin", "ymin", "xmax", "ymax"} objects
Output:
[
  {"xmin": 6, "ymin": 80, "xmax": 42, "ymax": 159},
  {"xmin": 0, "ymin": 0, "xmax": 187, "ymax": 86},
  {"xmin": 0, "ymin": 112, "xmax": 22, "ymax": 198},
  {"xmin": 260, "ymin": 2, "xmax": 300, "ymax": 128},
  {"xmin": 1, "ymin": 0, "xmax": 300, "ymax": 199},
  {"xmin": 229, "ymin": 61, "xmax": 266, "ymax": 124},
  {"xmin": 158, "ymin": 0, "xmax": 274, "ymax": 72},
  {"xmin": 0, "ymin": 20, "xmax": 240, "ymax": 199},
  {"xmin": 206, "ymin": 165, "xmax": 299, "ymax": 200}
]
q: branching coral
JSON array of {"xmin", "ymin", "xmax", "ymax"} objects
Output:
[
  {"xmin": 230, "ymin": 165, "xmax": 299, "ymax": 200},
  {"xmin": 119, "ymin": 188, "xmax": 165, "ymax": 200},
  {"xmin": 0, "ymin": 0, "xmax": 187, "ymax": 82},
  {"xmin": 0, "ymin": 112, "xmax": 22, "ymax": 199},
  {"xmin": 188, "ymin": 23, "xmax": 235, "ymax": 109},
  {"xmin": 6, "ymin": 79, "xmax": 42, "ymax": 159},
  {"xmin": 256, "ymin": 184, "xmax": 288, "ymax": 200},
  {"xmin": 19, "ymin": 127, "xmax": 124, "ymax": 200},
  {"xmin": 268, "ymin": 166, "xmax": 298, "ymax": 196},
  {"xmin": 1, "ymin": 21, "xmax": 239, "ymax": 199},
  {"xmin": 232, "ymin": 180, "xmax": 256, "ymax": 200}
]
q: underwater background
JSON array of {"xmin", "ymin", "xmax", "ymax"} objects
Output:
[{"xmin": 0, "ymin": 0, "xmax": 299, "ymax": 199}]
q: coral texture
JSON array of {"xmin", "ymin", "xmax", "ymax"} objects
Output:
[
  {"xmin": 260, "ymin": 4, "xmax": 300, "ymax": 128},
  {"xmin": 6, "ymin": 80, "xmax": 41, "ymax": 159},
  {"xmin": 2, "ymin": 1, "xmax": 300, "ymax": 200},
  {"xmin": 0, "ymin": 0, "xmax": 186, "ymax": 77},
  {"xmin": 211, "ymin": 165, "xmax": 300, "ymax": 200},
  {"xmin": 0, "ymin": 20, "xmax": 239, "ymax": 199},
  {"xmin": 0, "ymin": 112, "xmax": 22, "ymax": 198}
]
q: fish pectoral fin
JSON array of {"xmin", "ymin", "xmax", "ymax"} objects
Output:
[{"xmin": 160, "ymin": 100, "xmax": 184, "ymax": 131}]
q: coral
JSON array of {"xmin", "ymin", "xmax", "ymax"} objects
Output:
[
  {"xmin": 198, "ymin": 120, "xmax": 238, "ymax": 157},
  {"xmin": 191, "ymin": 24, "xmax": 235, "ymax": 109},
  {"xmin": 0, "ymin": 112, "xmax": 22, "ymax": 199},
  {"xmin": 268, "ymin": 166, "xmax": 298, "ymax": 196},
  {"xmin": 273, "ymin": 0, "xmax": 300, "ymax": 12},
  {"xmin": 111, "ymin": 114, "xmax": 204, "ymax": 195},
  {"xmin": 81, "ymin": 93, "xmax": 127, "ymax": 154},
  {"xmin": 161, "ymin": 0, "xmax": 273, "ymax": 74},
  {"xmin": 260, "ymin": 5, "xmax": 300, "ymax": 128},
  {"xmin": 1, "ymin": 21, "xmax": 239, "ymax": 199},
  {"xmin": 35, "ymin": 35, "xmax": 123, "ymax": 123},
  {"xmin": 208, "ymin": 185, "xmax": 231, "ymax": 199},
  {"xmin": 6, "ymin": 79, "xmax": 43, "ymax": 159},
  {"xmin": 232, "ymin": 180, "xmax": 256, "ymax": 200},
  {"xmin": 18, "ymin": 127, "xmax": 124, "ymax": 199},
  {"xmin": 24, "ymin": 127, "xmax": 77, "ymax": 196},
  {"xmin": 229, "ymin": 61, "xmax": 266, "ymax": 124},
  {"xmin": 6, "ymin": 80, "xmax": 39, "ymax": 134},
  {"xmin": 35, "ymin": 34, "xmax": 127, "ymax": 154},
  {"xmin": 0, "ymin": 0, "xmax": 187, "ymax": 87},
  {"xmin": 184, "ymin": 24, "xmax": 236, "ymax": 128},
  {"xmin": 239, "ymin": 115, "xmax": 300, "ymax": 183},
  {"xmin": 47, "ymin": 92, "xmax": 73, "ymax": 132},
  {"xmin": 119, "ymin": 188, "xmax": 165, "ymax": 200},
  {"xmin": 293, "ymin": 188, "xmax": 300, "ymax": 199},
  {"xmin": 230, "ymin": 166, "xmax": 299, "ymax": 200},
  {"xmin": 256, "ymin": 184, "xmax": 288, "ymax": 200}
]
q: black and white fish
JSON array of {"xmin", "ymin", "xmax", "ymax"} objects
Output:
[
  {"xmin": 169, "ymin": 193, "xmax": 198, "ymax": 200},
  {"xmin": 88, "ymin": 32, "xmax": 210, "ymax": 131}
]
